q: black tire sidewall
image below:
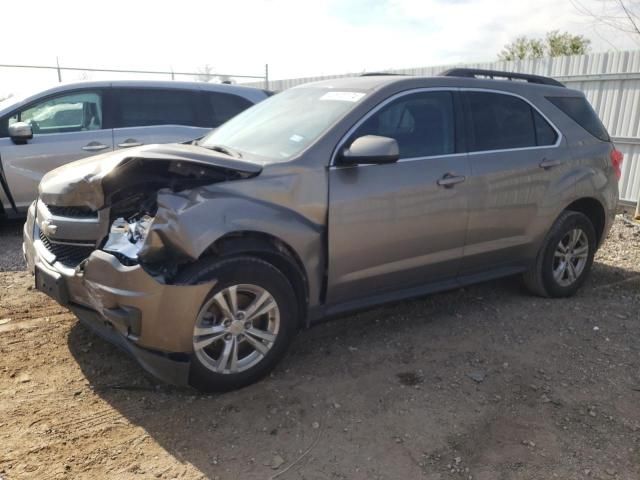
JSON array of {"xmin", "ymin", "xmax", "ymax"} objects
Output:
[
  {"xmin": 176, "ymin": 256, "xmax": 298, "ymax": 392},
  {"xmin": 541, "ymin": 212, "xmax": 596, "ymax": 297}
]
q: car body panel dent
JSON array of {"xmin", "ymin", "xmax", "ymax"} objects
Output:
[
  {"xmin": 38, "ymin": 143, "xmax": 262, "ymax": 209},
  {"xmin": 141, "ymin": 168, "xmax": 327, "ymax": 307},
  {"xmin": 80, "ymin": 250, "xmax": 215, "ymax": 352}
]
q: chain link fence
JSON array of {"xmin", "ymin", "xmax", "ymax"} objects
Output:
[{"xmin": 0, "ymin": 61, "xmax": 269, "ymax": 101}]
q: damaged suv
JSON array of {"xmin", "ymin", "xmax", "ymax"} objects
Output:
[{"xmin": 24, "ymin": 69, "xmax": 621, "ymax": 391}]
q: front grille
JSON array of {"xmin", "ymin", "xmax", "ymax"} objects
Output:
[
  {"xmin": 39, "ymin": 231, "xmax": 95, "ymax": 268},
  {"xmin": 46, "ymin": 205, "xmax": 98, "ymax": 219}
]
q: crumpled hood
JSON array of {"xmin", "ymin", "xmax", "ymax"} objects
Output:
[{"xmin": 38, "ymin": 143, "xmax": 263, "ymax": 209}]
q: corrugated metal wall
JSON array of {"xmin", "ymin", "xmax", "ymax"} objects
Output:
[{"xmin": 257, "ymin": 51, "xmax": 640, "ymax": 202}]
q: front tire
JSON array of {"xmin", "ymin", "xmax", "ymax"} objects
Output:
[
  {"xmin": 175, "ymin": 256, "xmax": 299, "ymax": 392},
  {"xmin": 523, "ymin": 211, "xmax": 596, "ymax": 298}
]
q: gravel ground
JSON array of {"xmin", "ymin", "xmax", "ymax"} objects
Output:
[
  {"xmin": 0, "ymin": 219, "xmax": 25, "ymax": 272},
  {"xmin": 0, "ymin": 216, "xmax": 639, "ymax": 480}
]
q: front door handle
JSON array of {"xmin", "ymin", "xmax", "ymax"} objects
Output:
[
  {"xmin": 437, "ymin": 173, "xmax": 466, "ymax": 188},
  {"xmin": 117, "ymin": 139, "xmax": 143, "ymax": 148},
  {"xmin": 82, "ymin": 142, "xmax": 109, "ymax": 152},
  {"xmin": 539, "ymin": 158, "xmax": 562, "ymax": 169}
]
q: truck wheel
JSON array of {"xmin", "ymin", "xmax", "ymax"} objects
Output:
[
  {"xmin": 523, "ymin": 211, "xmax": 596, "ymax": 298},
  {"xmin": 176, "ymin": 256, "xmax": 298, "ymax": 392}
]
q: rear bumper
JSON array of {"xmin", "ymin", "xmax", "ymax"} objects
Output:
[{"xmin": 23, "ymin": 201, "xmax": 215, "ymax": 386}]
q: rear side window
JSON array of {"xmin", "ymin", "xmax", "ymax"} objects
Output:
[
  {"xmin": 206, "ymin": 92, "xmax": 253, "ymax": 127},
  {"xmin": 114, "ymin": 89, "xmax": 198, "ymax": 128},
  {"xmin": 465, "ymin": 92, "xmax": 557, "ymax": 152},
  {"xmin": 547, "ymin": 96, "xmax": 610, "ymax": 142},
  {"xmin": 351, "ymin": 91, "xmax": 455, "ymax": 159}
]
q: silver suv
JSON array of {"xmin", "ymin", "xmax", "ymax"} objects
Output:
[
  {"xmin": 23, "ymin": 69, "xmax": 622, "ymax": 391},
  {"xmin": 0, "ymin": 80, "xmax": 270, "ymax": 216}
]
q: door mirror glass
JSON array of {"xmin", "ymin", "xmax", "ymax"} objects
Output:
[
  {"xmin": 340, "ymin": 135, "xmax": 400, "ymax": 165},
  {"xmin": 8, "ymin": 122, "xmax": 33, "ymax": 144}
]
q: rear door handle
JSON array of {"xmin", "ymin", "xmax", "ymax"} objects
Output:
[
  {"xmin": 437, "ymin": 173, "xmax": 466, "ymax": 188},
  {"xmin": 539, "ymin": 158, "xmax": 562, "ymax": 169},
  {"xmin": 82, "ymin": 142, "xmax": 109, "ymax": 152},
  {"xmin": 117, "ymin": 139, "xmax": 143, "ymax": 148}
]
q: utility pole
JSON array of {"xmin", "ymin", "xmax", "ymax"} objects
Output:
[
  {"xmin": 265, "ymin": 64, "xmax": 269, "ymax": 90},
  {"xmin": 56, "ymin": 57, "xmax": 62, "ymax": 82}
]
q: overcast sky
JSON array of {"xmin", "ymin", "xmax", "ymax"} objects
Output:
[{"xmin": 1, "ymin": 0, "xmax": 638, "ymax": 97}]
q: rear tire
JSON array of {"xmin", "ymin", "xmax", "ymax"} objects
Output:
[
  {"xmin": 175, "ymin": 256, "xmax": 299, "ymax": 392},
  {"xmin": 523, "ymin": 211, "xmax": 596, "ymax": 298}
]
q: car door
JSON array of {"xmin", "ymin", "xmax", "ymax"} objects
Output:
[
  {"xmin": 0, "ymin": 89, "xmax": 113, "ymax": 211},
  {"xmin": 112, "ymin": 88, "xmax": 210, "ymax": 150},
  {"xmin": 326, "ymin": 89, "xmax": 471, "ymax": 304},
  {"xmin": 458, "ymin": 90, "xmax": 566, "ymax": 276}
]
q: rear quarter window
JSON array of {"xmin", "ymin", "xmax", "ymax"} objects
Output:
[{"xmin": 546, "ymin": 96, "xmax": 610, "ymax": 142}]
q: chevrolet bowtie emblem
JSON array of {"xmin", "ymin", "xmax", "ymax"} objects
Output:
[{"xmin": 41, "ymin": 220, "xmax": 58, "ymax": 236}]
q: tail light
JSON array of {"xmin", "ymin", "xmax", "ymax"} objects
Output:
[{"xmin": 610, "ymin": 148, "xmax": 624, "ymax": 181}]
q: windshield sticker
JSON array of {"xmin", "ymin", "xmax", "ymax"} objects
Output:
[{"xmin": 320, "ymin": 91, "xmax": 366, "ymax": 102}]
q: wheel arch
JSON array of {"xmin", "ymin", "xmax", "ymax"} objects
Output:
[
  {"xmin": 193, "ymin": 230, "xmax": 310, "ymax": 327},
  {"xmin": 563, "ymin": 197, "xmax": 606, "ymax": 246}
]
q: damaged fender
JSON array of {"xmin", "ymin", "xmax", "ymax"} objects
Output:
[{"xmin": 139, "ymin": 172, "xmax": 327, "ymax": 309}]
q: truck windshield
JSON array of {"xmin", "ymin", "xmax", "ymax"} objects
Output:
[{"xmin": 199, "ymin": 87, "xmax": 366, "ymax": 162}]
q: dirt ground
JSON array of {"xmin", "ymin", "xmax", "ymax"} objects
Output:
[{"xmin": 1, "ymin": 217, "xmax": 639, "ymax": 480}]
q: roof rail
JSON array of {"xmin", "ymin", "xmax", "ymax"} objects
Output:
[
  {"xmin": 439, "ymin": 68, "xmax": 565, "ymax": 88},
  {"xmin": 360, "ymin": 72, "xmax": 408, "ymax": 77}
]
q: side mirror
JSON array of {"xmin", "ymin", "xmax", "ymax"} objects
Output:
[
  {"xmin": 8, "ymin": 122, "xmax": 33, "ymax": 144},
  {"xmin": 340, "ymin": 135, "xmax": 399, "ymax": 165}
]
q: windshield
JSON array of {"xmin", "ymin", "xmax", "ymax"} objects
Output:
[{"xmin": 199, "ymin": 87, "xmax": 367, "ymax": 162}]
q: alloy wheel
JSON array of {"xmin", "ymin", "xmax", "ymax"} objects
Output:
[
  {"xmin": 193, "ymin": 284, "xmax": 280, "ymax": 374},
  {"xmin": 552, "ymin": 228, "xmax": 589, "ymax": 287}
]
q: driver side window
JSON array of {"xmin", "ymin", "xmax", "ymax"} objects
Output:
[
  {"xmin": 351, "ymin": 91, "xmax": 455, "ymax": 159},
  {"xmin": 9, "ymin": 91, "xmax": 103, "ymax": 135}
]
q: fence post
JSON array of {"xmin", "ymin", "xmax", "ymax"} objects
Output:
[
  {"xmin": 265, "ymin": 64, "xmax": 269, "ymax": 90},
  {"xmin": 635, "ymin": 192, "xmax": 640, "ymax": 220},
  {"xmin": 56, "ymin": 57, "xmax": 62, "ymax": 82}
]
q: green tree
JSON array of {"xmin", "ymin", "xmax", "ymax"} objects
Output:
[
  {"xmin": 499, "ymin": 31, "xmax": 591, "ymax": 60},
  {"xmin": 546, "ymin": 31, "xmax": 592, "ymax": 56},
  {"xmin": 499, "ymin": 37, "xmax": 545, "ymax": 61}
]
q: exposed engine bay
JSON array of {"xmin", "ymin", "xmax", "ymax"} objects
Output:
[
  {"xmin": 100, "ymin": 159, "xmax": 237, "ymax": 264},
  {"xmin": 103, "ymin": 214, "xmax": 155, "ymax": 264},
  {"xmin": 34, "ymin": 145, "xmax": 264, "ymax": 280}
]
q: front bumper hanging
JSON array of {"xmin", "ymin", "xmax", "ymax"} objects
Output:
[{"xmin": 23, "ymin": 202, "xmax": 216, "ymax": 386}]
